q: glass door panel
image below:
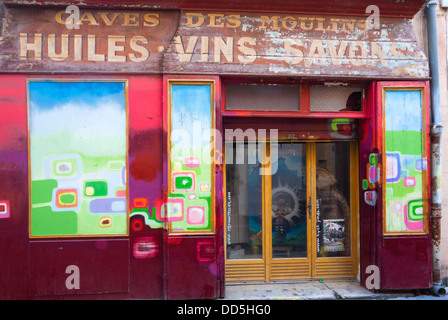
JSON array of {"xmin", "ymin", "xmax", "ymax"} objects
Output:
[
  {"xmin": 271, "ymin": 143, "xmax": 307, "ymax": 259},
  {"xmin": 225, "ymin": 139, "xmax": 358, "ymax": 283},
  {"xmin": 315, "ymin": 142, "xmax": 351, "ymax": 257},
  {"xmin": 226, "ymin": 143, "xmax": 263, "ymax": 260}
]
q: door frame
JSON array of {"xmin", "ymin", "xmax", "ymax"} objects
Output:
[{"xmin": 224, "ymin": 139, "xmax": 360, "ymax": 283}]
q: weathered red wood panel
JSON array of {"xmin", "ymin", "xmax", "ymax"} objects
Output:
[
  {"xmin": 0, "ymin": 75, "xmax": 168, "ymax": 299},
  {"xmin": 0, "ymin": 7, "xmax": 429, "ymax": 79},
  {"xmin": 29, "ymin": 239, "xmax": 130, "ymax": 296},
  {"xmin": 381, "ymin": 236, "xmax": 433, "ymax": 289},
  {"xmin": 0, "ymin": 8, "xmax": 180, "ymax": 73},
  {"xmin": 127, "ymin": 75, "xmax": 165, "ymax": 299},
  {"xmin": 359, "ymin": 80, "xmax": 433, "ymax": 291},
  {"xmin": 163, "ymin": 12, "xmax": 428, "ymax": 79},
  {"xmin": 358, "ymin": 81, "xmax": 382, "ymax": 290},
  {"xmin": 167, "ymin": 236, "xmax": 219, "ymax": 299},
  {"xmin": 0, "ymin": 75, "xmax": 29, "ymax": 300}
]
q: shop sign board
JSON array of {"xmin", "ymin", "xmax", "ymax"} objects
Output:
[{"xmin": 0, "ymin": 8, "xmax": 428, "ymax": 78}]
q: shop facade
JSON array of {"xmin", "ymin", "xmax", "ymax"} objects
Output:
[{"xmin": 0, "ymin": 0, "xmax": 440, "ymax": 299}]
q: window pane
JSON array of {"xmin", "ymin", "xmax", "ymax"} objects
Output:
[
  {"xmin": 310, "ymin": 86, "xmax": 362, "ymax": 112},
  {"xmin": 169, "ymin": 84, "xmax": 213, "ymax": 233},
  {"xmin": 316, "ymin": 142, "xmax": 351, "ymax": 257},
  {"xmin": 226, "ymin": 84, "xmax": 300, "ymax": 111},
  {"xmin": 271, "ymin": 143, "xmax": 307, "ymax": 258},
  {"xmin": 29, "ymin": 81, "xmax": 127, "ymax": 237},
  {"xmin": 226, "ymin": 143, "xmax": 263, "ymax": 260},
  {"xmin": 384, "ymin": 90, "xmax": 425, "ymax": 233}
]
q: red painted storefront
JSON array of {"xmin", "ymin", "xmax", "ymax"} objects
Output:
[{"xmin": 0, "ymin": 0, "xmax": 435, "ymax": 299}]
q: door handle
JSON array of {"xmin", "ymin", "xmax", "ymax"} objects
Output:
[{"xmin": 306, "ymin": 196, "xmax": 312, "ymax": 220}]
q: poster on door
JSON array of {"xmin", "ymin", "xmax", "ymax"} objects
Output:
[{"xmin": 322, "ymin": 219, "xmax": 345, "ymax": 252}]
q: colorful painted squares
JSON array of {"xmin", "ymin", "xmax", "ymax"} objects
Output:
[
  {"xmin": 152, "ymin": 196, "xmax": 210, "ymax": 230},
  {"xmin": 55, "ymin": 189, "xmax": 78, "ymax": 208},
  {"xmin": 187, "ymin": 206, "xmax": 205, "ymax": 225},
  {"xmin": 184, "ymin": 157, "xmax": 200, "ymax": 168},
  {"xmin": 364, "ymin": 191, "xmax": 377, "ymax": 206},
  {"xmin": 403, "ymin": 177, "xmax": 416, "ymax": 187},
  {"xmin": 172, "ymin": 172, "xmax": 195, "ymax": 192},
  {"xmin": 133, "ymin": 198, "xmax": 148, "ymax": 208},
  {"xmin": 31, "ymin": 179, "xmax": 58, "ymax": 205},
  {"xmin": 132, "ymin": 237, "xmax": 159, "ymax": 259},
  {"xmin": 84, "ymin": 181, "xmax": 108, "ymax": 197},
  {"xmin": 53, "ymin": 159, "xmax": 77, "ymax": 177},
  {"xmin": 386, "ymin": 153, "xmax": 401, "ymax": 183},
  {"xmin": 407, "ymin": 199, "xmax": 424, "ymax": 221},
  {"xmin": 99, "ymin": 216, "xmax": 112, "ymax": 228},
  {"xmin": 404, "ymin": 199, "xmax": 424, "ymax": 231},
  {"xmin": 44, "ymin": 154, "xmax": 82, "ymax": 180},
  {"xmin": 155, "ymin": 198, "xmax": 184, "ymax": 222},
  {"xmin": 90, "ymin": 198, "xmax": 127, "ymax": 213},
  {"xmin": 0, "ymin": 200, "xmax": 10, "ymax": 219}
]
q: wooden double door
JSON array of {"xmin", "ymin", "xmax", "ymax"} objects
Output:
[{"xmin": 225, "ymin": 140, "xmax": 359, "ymax": 283}]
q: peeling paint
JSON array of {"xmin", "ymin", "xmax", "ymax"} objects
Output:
[{"xmin": 0, "ymin": 7, "xmax": 430, "ymax": 79}]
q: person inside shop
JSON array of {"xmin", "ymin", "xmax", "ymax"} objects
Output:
[{"xmin": 272, "ymin": 197, "xmax": 291, "ymax": 244}]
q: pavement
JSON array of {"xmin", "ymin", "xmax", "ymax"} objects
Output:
[{"xmin": 221, "ymin": 279, "xmax": 448, "ymax": 300}]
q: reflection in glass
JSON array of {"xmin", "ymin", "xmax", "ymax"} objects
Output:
[
  {"xmin": 316, "ymin": 142, "xmax": 351, "ymax": 257},
  {"xmin": 226, "ymin": 143, "xmax": 263, "ymax": 260},
  {"xmin": 310, "ymin": 86, "xmax": 363, "ymax": 112},
  {"xmin": 271, "ymin": 143, "xmax": 307, "ymax": 258}
]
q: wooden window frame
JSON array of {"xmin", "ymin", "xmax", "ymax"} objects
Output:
[
  {"xmin": 379, "ymin": 81, "xmax": 431, "ymax": 236},
  {"xmin": 163, "ymin": 75, "xmax": 221, "ymax": 235},
  {"xmin": 27, "ymin": 78, "xmax": 130, "ymax": 239},
  {"xmin": 221, "ymin": 78, "xmax": 369, "ymax": 119}
]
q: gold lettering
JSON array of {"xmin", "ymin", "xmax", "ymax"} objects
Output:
[
  {"xmin": 371, "ymin": 41, "xmax": 385, "ymax": 65},
  {"xmin": 299, "ymin": 17, "xmax": 314, "ymax": 31},
  {"xmin": 227, "ymin": 15, "xmax": 241, "ymax": 28},
  {"xmin": 55, "ymin": 11, "xmax": 67, "ymax": 25},
  {"xmin": 79, "ymin": 12, "xmax": 100, "ymax": 26},
  {"xmin": 341, "ymin": 19, "xmax": 356, "ymax": 32},
  {"xmin": 356, "ymin": 19, "xmax": 368, "ymax": 32},
  {"xmin": 129, "ymin": 36, "xmax": 149, "ymax": 62},
  {"xmin": 328, "ymin": 40, "xmax": 348, "ymax": 65},
  {"xmin": 260, "ymin": 16, "xmax": 280, "ymax": 30},
  {"xmin": 208, "ymin": 14, "xmax": 225, "ymax": 28},
  {"xmin": 237, "ymin": 37, "xmax": 257, "ymax": 63},
  {"xmin": 327, "ymin": 19, "xmax": 339, "ymax": 32},
  {"xmin": 19, "ymin": 33, "xmax": 42, "ymax": 60},
  {"xmin": 186, "ymin": 12, "xmax": 205, "ymax": 27},
  {"xmin": 214, "ymin": 37, "xmax": 233, "ymax": 63},
  {"xmin": 314, "ymin": 18, "xmax": 325, "ymax": 31},
  {"xmin": 305, "ymin": 39, "xmax": 325, "ymax": 67},
  {"xmin": 282, "ymin": 16, "xmax": 297, "ymax": 30},
  {"xmin": 98, "ymin": 12, "xmax": 120, "ymax": 26},
  {"xmin": 143, "ymin": 13, "xmax": 160, "ymax": 27},
  {"xmin": 200, "ymin": 36, "xmax": 209, "ymax": 62},
  {"xmin": 74, "ymin": 35, "xmax": 83, "ymax": 61},
  {"xmin": 48, "ymin": 34, "xmax": 69, "ymax": 61},
  {"xmin": 348, "ymin": 41, "xmax": 367, "ymax": 66},
  {"xmin": 174, "ymin": 36, "xmax": 198, "ymax": 62},
  {"xmin": 108, "ymin": 35, "xmax": 126, "ymax": 62},
  {"xmin": 284, "ymin": 40, "xmax": 304, "ymax": 65},
  {"xmin": 123, "ymin": 12, "xmax": 139, "ymax": 26},
  {"xmin": 87, "ymin": 35, "xmax": 105, "ymax": 61}
]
